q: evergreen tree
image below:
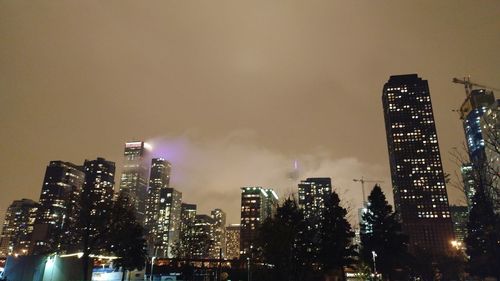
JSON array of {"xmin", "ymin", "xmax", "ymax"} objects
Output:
[
  {"xmin": 107, "ymin": 193, "xmax": 147, "ymax": 281},
  {"xmin": 465, "ymin": 188, "xmax": 500, "ymax": 279},
  {"xmin": 360, "ymin": 185, "xmax": 409, "ymax": 280},
  {"xmin": 258, "ymin": 198, "xmax": 309, "ymax": 281},
  {"xmin": 317, "ymin": 191, "xmax": 355, "ymax": 280}
]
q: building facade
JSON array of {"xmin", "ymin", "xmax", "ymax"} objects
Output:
[
  {"xmin": 32, "ymin": 161, "xmax": 85, "ymax": 254},
  {"xmin": 0, "ymin": 199, "xmax": 39, "ymax": 257},
  {"xmin": 240, "ymin": 187, "xmax": 278, "ymax": 257},
  {"xmin": 155, "ymin": 187, "xmax": 182, "ymax": 257},
  {"xmin": 480, "ymin": 99, "xmax": 500, "ymax": 213},
  {"xmin": 449, "ymin": 205, "xmax": 468, "ymax": 248},
  {"xmin": 298, "ymin": 177, "xmax": 332, "ymax": 221},
  {"xmin": 119, "ymin": 141, "xmax": 151, "ymax": 224},
  {"xmin": 81, "ymin": 158, "xmax": 115, "ymax": 224},
  {"xmin": 382, "ymin": 74, "xmax": 454, "ymax": 255},
  {"xmin": 145, "ymin": 158, "xmax": 172, "ymax": 233},
  {"xmin": 210, "ymin": 209, "xmax": 226, "ymax": 258},
  {"xmin": 460, "ymin": 90, "xmax": 496, "ymax": 209},
  {"xmin": 225, "ymin": 224, "xmax": 240, "ymax": 260}
]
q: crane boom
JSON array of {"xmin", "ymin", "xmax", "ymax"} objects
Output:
[
  {"xmin": 353, "ymin": 177, "xmax": 384, "ymax": 205},
  {"xmin": 452, "ymin": 77, "xmax": 500, "ymax": 97}
]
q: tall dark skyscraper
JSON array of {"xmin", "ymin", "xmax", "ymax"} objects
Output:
[
  {"xmin": 0, "ymin": 199, "xmax": 39, "ymax": 257},
  {"xmin": 32, "ymin": 161, "xmax": 85, "ymax": 253},
  {"xmin": 145, "ymin": 158, "xmax": 172, "ymax": 232},
  {"xmin": 298, "ymin": 177, "xmax": 332, "ymax": 221},
  {"xmin": 382, "ymin": 74, "xmax": 454, "ymax": 255},
  {"xmin": 81, "ymin": 157, "xmax": 115, "ymax": 248},
  {"xmin": 240, "ymin": 187, "xmax": 278, "ymax": 257},
  {"xmin": 144, "ymin": 158, "xmax": 181, "ymax": 257},
  {"xmin": 119, "ymin": 141, "xmax": 151, "ymax": 224},
  {"xmin": 82, "ymin": 158, "xmax": 115, "ymax": 221}
]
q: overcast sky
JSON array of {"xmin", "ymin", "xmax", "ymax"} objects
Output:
[{"xmin": 1, "ymin": 1, "xmax": 499, "ymax": 225}]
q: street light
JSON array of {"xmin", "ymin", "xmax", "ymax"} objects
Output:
[{"xmin": 371, "ymin": 251, "xmax": 378, "ymax": 279}]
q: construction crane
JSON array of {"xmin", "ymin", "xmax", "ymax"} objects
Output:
[
  {"xmin": 353, "ymin": 177, "xmax": 384, "ymax": 205},
  {"xmin": 452, "ymin": 77, "xmax": 500, "ymax": 97}
]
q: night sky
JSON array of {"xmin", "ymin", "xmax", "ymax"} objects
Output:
[{"xmin": 1, "ymin": 1, "xmax": 499, "ymax": 225}]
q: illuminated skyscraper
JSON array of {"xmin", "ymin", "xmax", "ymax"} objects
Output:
[
  {"xmin": 119, "ymin": 141, "xmax": 151, "ymax": 223},
  {"xmin": 449, "ymin": 205, "xmax": 468, "ymax": 247},
  {"xmin": 480, "ymin": 100, "xmax": 500, "ymax": 213},
  {"xmin": 210, "ymin": 208, "xmax": 226, "ymax": 258},
  {"xmin": 225, "ymin": 224, "xmax": 240, "ymax": 259},
  {"xmin": 180, "ymin": 203, "xmax": 197, "ymax": 236},
  {"xmin": 153, "ymin": 187, "xmax": 182, "ymax": 258},
  {"xmin": 240, "ymin": 187, "xmax": 278, "ymax": 257},
  {"xmin": 298, "ymin": 177, "xmax": 332, "ymax": 221},
  {"xmin": 382, "ymin": 74, "xmax": 454, "ymax": 255},
  {"xmin": 32, "ymin": 161, "xmax": 85, "ymax": 253},
  {"xmin": 0, "ymin": 199, "xmax": 39, "ymax": 257},
  {"xmin": 145, "ymin": 158, "xmax": 172, "ymax": 234},
  {"xmin": 82, "ymin": 158, "xmax": 115, "ymax": 223},
  {"xmin": 459, "ymin": 89, "xmax": 496, "ymax": 208}
]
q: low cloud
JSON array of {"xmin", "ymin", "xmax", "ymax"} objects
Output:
[{"xmin": 148, "ymin": 130, "xmax": 391, "ymax": 225}]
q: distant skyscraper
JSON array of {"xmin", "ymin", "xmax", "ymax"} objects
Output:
[
  {"xmin": 240, "ymin": 187, "xmax": 278, "ymax": 257},
  {"xmin": 382, "ymin": 74, "xmax": 454, "ymax": 255},
  {"xmin": 449, "ymin": 205, "xmax": 468, "ymax": 248},
  {"xmin": 193, "ymin": 214, "xmax": 216, "ymax": 259},
  {"xmin": 82, "ymin": 157, "xmax": 115, "ymax": 221},
  {"xmin": 460, "ymin": 89, "xmax": 496, "ymax": 208},
  {"xmin": 180, "ymin": 203, "xmax": 197, "ymax": 236},
  {"xmin": 145, "ymin": 158, "xmax": 172, "ymax": 234},
  {"xmin": 225, "ymin": 224, "xmax": 240, "ymax": 260},
  {"xmin": 32, "ymin": 161, "xmax": 85, "ymax": 253},
  {"xmin": 0, "ymin": 199, "xmax": 39, "ymax": 257},
  {"xmin": 461, "ymin": 163, "xmax": 476, "ymax": 209},
  {"xmin": 119, "ymin": 141, "xmax": 151, "ymax": 224},
  {"xmin": 155, "ymin": 187, "xmax": 182, "ymax": 258},
  {"xmin": 210, "ymin": 209, "xmax": 226, "ymax": 258},
  {"xmin": 298, "ymin": 177, "xmax": 332, "ymax": 221}
]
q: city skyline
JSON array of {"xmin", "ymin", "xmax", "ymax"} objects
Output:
[{"xmin": 1, "ymin": 1, "xmax": 500, "ymax": 226}]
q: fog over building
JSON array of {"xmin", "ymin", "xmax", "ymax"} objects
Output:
[{"xmin": 382, "ymin": 74, "xmax": 454, "ymax": 255}]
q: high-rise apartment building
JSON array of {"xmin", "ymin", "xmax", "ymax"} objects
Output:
[
  {"xmin": 154, "ymin": 188, "xmax": 182, "ymax": 257},
  {"xmin": 225, "ymin": 224, "xmax": 240, "ymax": 260},
  {"xmin": 210, "ymin": 209, "xmax": 226, "ymax": 258},
  {"xmin": 382, "ymin": 74, "xmax": 454, "ymax": 255},
  {"xmin": 145, "ymin": 158, "xmax": 172, "ymax": 235},
  {"xmin": 82, "ymin": 158, "xmax": 115, "ymax": 222},
  {"xmin": 298, "ymin": 177, "xmax": 332, "ymax": 221},
  {"xmin": 180, "ymin": 203, "xmax": 197, "ymax": 234},
  {"xmin": 0, "ymin": 199, "xmax": 39, "ymax": 257},
  {"xmin": 240, "ymin": 187, "xmax": 278, "ymax": 257},
  {"xmin": 449, "ymin": 205, "xmax": 468, "ymax": 248},
  {"xmin": 193, "ymin": 214, "xmax": 216, "ymax": 259},
  {"xmin": 119, "ymin": 141, "xmax": 151, "ymax": 224},
  {"xmin": 31, "ymin": 161, "xmax": 85, "ymax": 253}
]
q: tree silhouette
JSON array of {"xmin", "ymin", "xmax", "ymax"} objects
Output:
[
  {"xmin": 107, "ymin": 193, "xmax": 147, "ymax": 281},
  {"xmin": 258, "ymin": 197, "xmax": 309, "ymax": 281},
  {"xmin": 317, "ymin": 191, "xmax": 355, "ymax": 280},
  {"xmin": 360, "ymin": 185, "xmax": 410, "ymax": 280}
]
